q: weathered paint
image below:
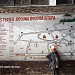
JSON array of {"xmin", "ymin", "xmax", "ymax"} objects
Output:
[{"xmin": 0, "ymin": 12, "xmax": 75, "ymax": 60}]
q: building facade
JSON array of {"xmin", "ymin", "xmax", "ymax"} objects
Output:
[{"xmin": 0, "ymin": 0, "xmax": 74, "ymax": 6}]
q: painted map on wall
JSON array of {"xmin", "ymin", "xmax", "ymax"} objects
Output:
[{"xmin": 0, "ymin": 13, "xmax": 75, "ymax": 60}]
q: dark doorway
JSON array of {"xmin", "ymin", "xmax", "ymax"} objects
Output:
[
  {"xmin": 31, "ymin": 0, "xmax": 40, "ymax": 5},
  {"xmin": 31, "ymin": 0, "xmax": 49, "ymax": 5},
  {"xmin": 56, "ymin": 0, "xmax": 73, "ymax": 5},
  {"xmin": 74, "ymin": 0, "xmax": 75, "ymax": 4}
]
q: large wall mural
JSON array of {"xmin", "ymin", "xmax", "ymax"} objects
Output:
[{"xmin": 0, "ymin": 13, "xmax": 75, "ymax": 60}]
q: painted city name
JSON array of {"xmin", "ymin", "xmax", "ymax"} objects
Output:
[{"xmin": 0, "ymin": 16, "xmax": 56, "ymax": 22}]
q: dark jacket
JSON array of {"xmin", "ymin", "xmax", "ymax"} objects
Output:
[{"xmin": 46, "ymin": 51, "xmax": 60, "ymax": 69}]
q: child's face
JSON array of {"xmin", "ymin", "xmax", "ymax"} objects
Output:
[
  {"xmin": 50, "ymin": 45, "xmax": 56, "ymax": 52},
  {"xmin": 50, "ymin": 45, "xmax": 57, "ymax": 52},
  {"xmin": 51, "ymin": 49, "xmax": 56, "ymax": 52}
]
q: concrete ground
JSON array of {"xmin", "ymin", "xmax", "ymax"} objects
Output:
[{"xmin": 0, "ymin": 61, "xmax": 75, "ymax": 75}]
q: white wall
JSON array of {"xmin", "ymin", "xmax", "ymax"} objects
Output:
[{"xmin": 49, "ymin": 0, "xmax": 56, "ymax": 6}]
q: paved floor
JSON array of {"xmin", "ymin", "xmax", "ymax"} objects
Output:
[{"xmin": 0, "ymin": 61, "xmax": 75, "ymax": 75}]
